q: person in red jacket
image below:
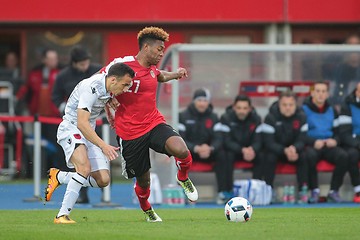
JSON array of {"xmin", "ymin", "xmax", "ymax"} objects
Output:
[
  {"xmin": 16, "ymin": 48, "xmax": 64, "ymax": 174},
  {"xmin": 17, "ymin": 48, "xmax": 62, "ymax": 117}
]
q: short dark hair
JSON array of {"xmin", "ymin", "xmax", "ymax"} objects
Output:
[
  {"xmin": 70, "ymin": 45, "xmax": 91, "ymax": 63},
  {"xmin": 107, "ymin": 63, "xmax": 135, "ymax": 79},
  {"xmin": 313, "ymin": 80, "xmax": 329, "ymax": 90},
  {"xmin": 279, "ymin": 90, "xmax": 297, "ymax": 100},
  {"xmin": 137, "ymin": 26, "xmax": 169, "ymax": 50},
  {"xmin": 41, "ymin": 48, "xmax": 56, "ymax": 58},
  {"xmin": 233, "ymin": 94, "xmax": 251, "ymax": 106}
]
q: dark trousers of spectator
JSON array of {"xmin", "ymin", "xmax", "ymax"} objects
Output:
[
  {"xmin": 215, "ymin": 151, "xmax": 263, "ymax": 193},
  {"xmin": 305, "ymin": 146, "xmax": 348, "ymax": 191},
  {"xmin": 263, "ymin": 151, "xmax": 308, "ymax": 190},
  {"xmin": 344, "ymin": 147, "xmax": 360, "ymax": 187}
]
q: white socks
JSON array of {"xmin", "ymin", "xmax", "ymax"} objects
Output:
[
  {"xmin": 57, "ymin": 173, "xmax": 87, "ymax": 217},
  {"xmin": 57, "ymin": 171, "xmax": 74, "ymax": 184},
  {"xmin": 57, "ymin": 171, "xmax": 99, "ymax": 188}
]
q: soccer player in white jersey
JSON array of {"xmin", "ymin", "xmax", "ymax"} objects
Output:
[{"xmin": 45, "ymin": 63, "xmax": 134, "ymax": 224}]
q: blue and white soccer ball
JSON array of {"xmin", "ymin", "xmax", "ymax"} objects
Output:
[{"xmin": 224, "ymin": 197, "xmax": 253, "ymax": 222}]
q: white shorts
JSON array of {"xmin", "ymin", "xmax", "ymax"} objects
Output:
[{"xmin": 57, "ymin": 120, "xmax": 110, "ymax": 172}]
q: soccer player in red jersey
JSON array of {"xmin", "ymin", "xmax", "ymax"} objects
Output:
[{"xmin": 104, "ymin": 27, "xmax": 198, "ymax": 222}]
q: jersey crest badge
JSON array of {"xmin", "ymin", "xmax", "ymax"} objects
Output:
[
  {"xmin": 150, "ymin": 70, "xmax": 155, "ymax": 78},
  {"xmin": 73, "ymin": 134, "xmax": 81, "ymax": 139}
]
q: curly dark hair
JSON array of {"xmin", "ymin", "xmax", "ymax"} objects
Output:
[{"xmin": 137, "ymin": 26, "xmax": 169, "ymax": 49}]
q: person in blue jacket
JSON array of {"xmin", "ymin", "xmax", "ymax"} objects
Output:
[{"xmin": 302, "ymin": 81, "xmax": 349, "ymax": 203}]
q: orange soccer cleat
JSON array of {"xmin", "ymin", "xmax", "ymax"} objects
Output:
[
  {"xmin": 54, "ymin": 215, "xmax": 76, "ymax": 224},
  {"xmin": 44, "ymin": 168, "xmax": 60, "ymax": 202}
]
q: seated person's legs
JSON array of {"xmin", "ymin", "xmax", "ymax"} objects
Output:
[
  {"xmin": 305, "ymin": 147, "xmax": 320, "ymax": 203},
  {"xmin": 252, "ymin": 151, "xmax": 265, "ymax": 182},
  {"xmin": 262, "ymin": 152, "xmax": 277, "ymax": 187},
  {"xmin": 324, "ymin": 147, "xmax": 348, "ymax": 202}
]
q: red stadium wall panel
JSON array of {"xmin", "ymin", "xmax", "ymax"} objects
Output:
[
  {"xmin": 0, "ymin": 0, "xmax": 281, "ymax": 23},
  {"xmin": 1, "ymin": 0, "xmax": 360, "ymax": 24},
  {"xmin": 106, "ymin": 32, "xmax": 139, "ymax": 64},
  {"xmin": 287, "ymin": 0, "xmax": 360, "ymax": 23}
]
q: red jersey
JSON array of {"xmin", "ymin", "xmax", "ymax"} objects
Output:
[{"xmin": 104, "ymin": 56, "xmax": 166, "ymax": 140}]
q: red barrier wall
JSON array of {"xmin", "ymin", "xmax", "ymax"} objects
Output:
[{"xmin": 2, "ymin": 0, "xmax": 359, "ymax": 24}]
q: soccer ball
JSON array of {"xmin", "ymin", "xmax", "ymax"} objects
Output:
[{"xmin": 224, "ymin": 197, "xmax": 253, "ymax": 222}]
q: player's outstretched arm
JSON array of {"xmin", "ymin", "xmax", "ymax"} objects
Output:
[{"xmin": 158, "ymin": 67, "xmax": 188, "ymax": 82}]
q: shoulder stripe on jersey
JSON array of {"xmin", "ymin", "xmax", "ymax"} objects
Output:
[
  {"xmin": 255, "ymin": 125, "xmax": 262, "ymax": 133},
  {"xmin": 261, "ymin": 123, "xmax": 275, "ymax": 134},
  {"xmin": 213, "ymin": 122, "xmax": 223, "ymax": 132},
  {"xmin": 178, "ymin": 123, "xmax": 186, "ymax": 132},
  {"xmin": 338, "ymin": 115, "xmax": 352, "ymax": 125},
  {"xmin": 219, "ymin": 123, "xmax": 230, "ymax": 132},
  {"xmin": 300, "ymin": 123, "xmax": 308, "ymax": 132}
]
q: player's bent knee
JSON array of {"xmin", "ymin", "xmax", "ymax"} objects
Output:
[
  {"xmin": 97, "ymin": 179, "xmax": 109, "ymax": 188},
  {"xmin": 96, "ymin": 175, "xmax": 110, "ymax": 188}
]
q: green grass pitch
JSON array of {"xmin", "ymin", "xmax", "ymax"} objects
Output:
[{"xmin": 0, "ymin": 208, "xmax": 358, "ymax": 240}]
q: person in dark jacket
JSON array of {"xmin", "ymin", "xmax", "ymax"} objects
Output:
[
  {"xmin": 339, "ymin": 82, "xmax": 360, "ymax": 203},
  {"xmin": 262, "ymin": 91, "xmax": 308, "ymax": 194},
  {"xmin": 52, "ymin": 45, "xmax": 102, "ymax": 116},
  {"xmin": 179, "ymin": 88, "xmax": 223, "ymax": 204},
  {"xmin": 178, "ymin": 88, "xmax": 222, "ymax": 164},
  {"xmin": 218, "ymin": 95, "xmax": 262, "ymax": 204},
  {"xmin": 302, "ymin": 81, "xmax": 349, "ymax": 203},
  {"xmin": 51, "ymin": 45, "xmax": 102, "ymax": 204}
]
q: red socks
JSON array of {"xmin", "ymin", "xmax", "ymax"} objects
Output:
[
  {"xmin": 134, "ymin": 182, "xmax": 151, "ymax": 211},
  {"xmin": 175, "ymin": 150, "xmax": 193, "ymax": 181}
]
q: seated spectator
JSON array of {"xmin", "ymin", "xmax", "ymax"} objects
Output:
[
  {"xmin": 178, "ymin": 88, "xmax": 222, "ymax": 163},
  {"xmin": 218, "ymin": 95, "xmax": 262, "ymax": 204},
  {"xmin": 262, "ymin": 91, "xmax": 308, "ymax": 196},
  {"xmin": 302, "ymin": 81, "xmax": 349, "ymax": 203},
  {"xmin": 339, "ymin": 82, "xmax": 360, "ymax": 203},
  {"xmin": 178, "ymin": 88, "xmax": 223, "ymax": 201}
]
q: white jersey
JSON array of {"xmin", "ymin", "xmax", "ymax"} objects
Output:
[{"xmin": 63, "ymin": 73, "xmax": 110, "ymax": 129}]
